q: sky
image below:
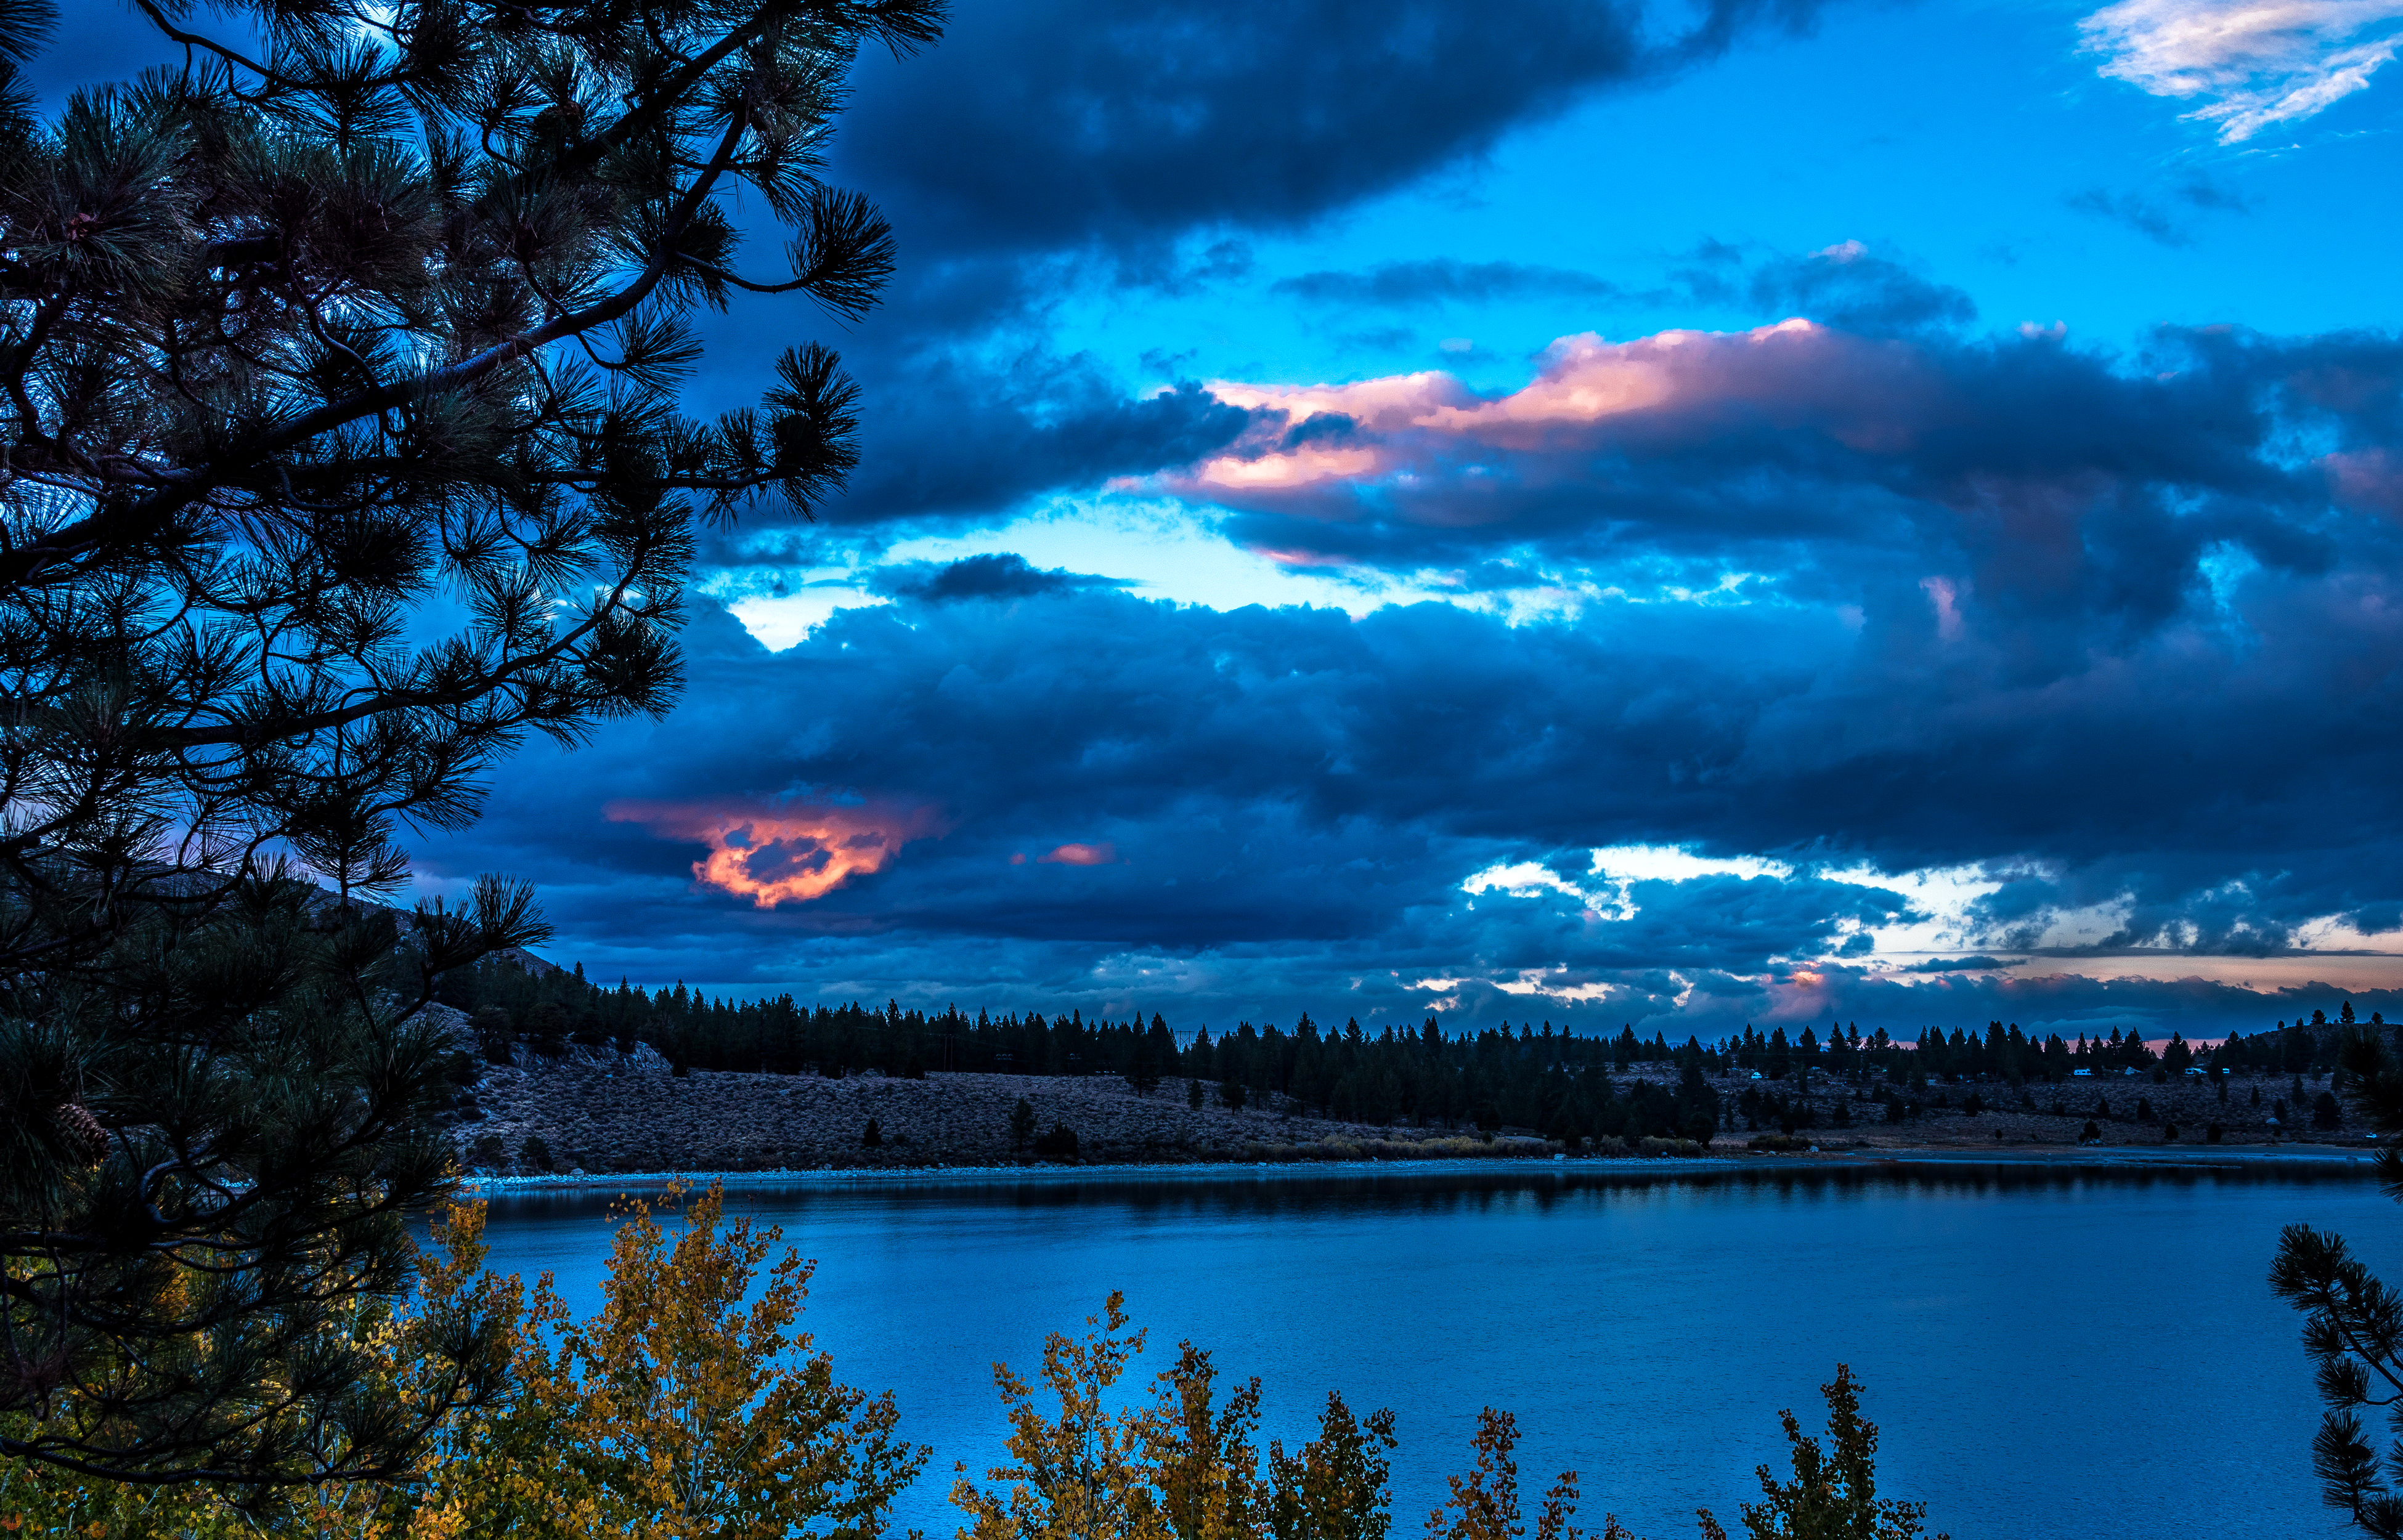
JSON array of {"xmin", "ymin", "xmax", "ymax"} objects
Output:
[{"xmin": 64, "ymin": 0, "xmax": 2403, "ymax": 1044}]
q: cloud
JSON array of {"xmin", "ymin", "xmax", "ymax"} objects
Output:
[
  {"xmin": 1272, "ymin": 260, "xmax": 1625, "ymax": 308},
  {"xmin": 1676, "ymin": 241, "xmax": 1976, "ymax": 335},
  {"xmin": 418, "ymin": 492, "xmax": 2403, "ymax": 1023},
  {"xmin": 400, "ymin": 291, "xmax": 2403, "ymax": 1040},
  {"xmin": 2063, "ymin": 176, "xmax": 2255, "ymax": 246},
  {"xmin": 2080, "ymin": 0, "xmax": 2403, "ymax": 141},
  {"xmin": 1160, "ymin": 317, "xmax": 2390, "ymax": 638},
  {"xmin": 1041, "ymin": 843, "xmax": 1120, "ymax": 865},
  {"xmin": 605, "ymin": 798, "xmax": 949, "ymax": 909},
  {"xmin": 872, "ymin": 553, "xmax": 1128, "ymax": 602},
  {"xmin": 828, "ymin": 0, "xmax": 1831, "ymax": 261}
]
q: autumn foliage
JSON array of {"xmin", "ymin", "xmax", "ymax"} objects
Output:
[
  {"xmin": 951, "ymin": 1292, "xmax": 1403, "ymax": 1540},
  {"xmin": 2, "ymin": 1192, "xmax": 1941, "ymax": 1540}
]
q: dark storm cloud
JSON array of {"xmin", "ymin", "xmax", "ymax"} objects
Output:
[
  {"xmin": 1181, "ymin": 325, "xmax": 2397, "ymax": 683},
  {"xmin": 1272, "ymin": 260, "xmax": 1627, "ymax": 308},
  {"xmin": 419, "ymin": 509, "xmax": 2403, "ymax": 1029},
  {"xmin": 870, "ymin": 553, "xmax": 1129, "ymax": 602},
  {"xmin": 1659, "ymin": 240, "xmax": 1974, "ymax": 334},
  {"xmin": 681, "ymin": 0, "xmax": 1852, "ymax": 540},
  {"xmin": 826, "ymin": 0, "xmax": 1823, "ymax": 260},
  {"xmin": 1736, "ymin": 245, "xmax": 1976, "ymax": 334},
  {"xmin": 685, "ymin": 358, "xmax": 1259, "ymax": 551},
  {"xmin": 845, "ymin": 375, "xmax": 1259, "ymax": 526}
]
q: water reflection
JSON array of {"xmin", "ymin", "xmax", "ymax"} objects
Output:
[{"xmin": 478, "ymin": 1154, "xmax": 2380, "ymax": 1225}]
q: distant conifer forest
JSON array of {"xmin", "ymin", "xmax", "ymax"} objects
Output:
[{"xmin": 437, "ymin": 956, "xmax": 2372, "ymax": 1143}]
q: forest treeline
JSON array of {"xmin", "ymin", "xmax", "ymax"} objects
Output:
[{"xmin": 439, "ymin": 954, "xmax": 2379, "ymax": 1142}]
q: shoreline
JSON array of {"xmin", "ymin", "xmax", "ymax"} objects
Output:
[
  {"xmin": 458, "ymin": 1141, "xmax": 2386, "ymax": 1197},
  {"xmin": 450, "ymin": 1058, "xmax": 2349, "ymax": 1179}
]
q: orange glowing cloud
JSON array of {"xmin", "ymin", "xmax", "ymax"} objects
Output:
[
  {"xmin": 606, "ymin": 798, "xmax": 946, "ymax": 908},
  {"xmin": 1040, "ymin": 842, "xmax": 1117, "ymax": 865}
]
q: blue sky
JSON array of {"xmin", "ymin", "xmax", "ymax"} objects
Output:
[{"xmin": 87, "ymin": 0, "xmax": 2403, "ymax": 1043}]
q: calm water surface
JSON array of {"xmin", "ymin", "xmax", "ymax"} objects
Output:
[{"xmin": 478, "ymin": 1158, "xmax": 2401, "ymax": 1540}]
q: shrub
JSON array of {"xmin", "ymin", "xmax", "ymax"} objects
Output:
[
  {"xmin": 2207, "ymin": 1122, "xmax": 2224, "ymax": 1143},
  {"xmin": 474, "ymin": 1005, "xmax": 519, "ymax": 1066},
  {"xmin": 527, "ymin": 1002, "xmax": 570, "ymax": 1060},
  {"xmin": 521, "ymin": 1136, "xmax": 554, "ymax": 1173},
  {"xmin": 2080, "ymin": 1121, "xmax": 2102, "ymax": 1143},
  {"xmin": 1033, "ymin": 1124, "xmax": 1080, "ymax": 1159},
  {"xmin": 1697, "ymin": 1366, "xmax": 1942, "ymax": 1540}
]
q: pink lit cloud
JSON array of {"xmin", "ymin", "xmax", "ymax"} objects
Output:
[
  {"xmin": 1040, "ymin": 842, "xmax": 1118, "ymax": 865},
  {"xmin": 1166, "ymin": 319, "xmax": 1949, "ymax": 514}
]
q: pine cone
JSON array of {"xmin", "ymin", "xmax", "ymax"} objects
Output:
[{"xmin": 53, "ymin": 1101, "xmax": 108, "ymax": 1166}]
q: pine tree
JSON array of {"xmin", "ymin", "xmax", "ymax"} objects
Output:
[
  {"xmin": 2272, "ymin": 1026, "xmax": 2403, "ymax": 1536},
  {"xmin": 0, "ymin": 0, "xmax": 938, "ymax": 1489}
]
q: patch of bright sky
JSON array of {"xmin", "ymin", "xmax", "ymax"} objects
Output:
[
  {"xmin": 717, "ymin": 583, "xmax": 893, "ymax": 651},
  {"xmin": 1457, "ymin": 844, "xmax": 2403, "ymax": 973},
  {"xmin": 707, "ymin": 496, "xmax": 1797, "ymax": 647},
  {"xmin": 1040, "ymin": 0, "xmax": 2402, "ymax": 397}
]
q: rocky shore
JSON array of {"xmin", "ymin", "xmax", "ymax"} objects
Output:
[
  {"xmin": 435, "ymin": 1038, "xmax": 2367, "ymax": 1175},
  {"xmin": 446, "ymin": 1055, "xmax": 1554, "ymax": 1173}
]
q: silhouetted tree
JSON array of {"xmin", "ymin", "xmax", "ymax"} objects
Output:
[
  {"xmin": 0, "ymin": 0, "xmax": 938, "ymax": 1487},
  {"xmin": 2272, "ymin": 1027, "xmax": 2403, "ymax": 1535}
]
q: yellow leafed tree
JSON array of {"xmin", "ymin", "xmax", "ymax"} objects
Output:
[
  {"xmin": 952, "ymin": 1292, "xmax": 1404, "ymax": 1540},
  {"xmin": 347, "ymin": 1181, "xmax": 929, "ymax": 1540}
]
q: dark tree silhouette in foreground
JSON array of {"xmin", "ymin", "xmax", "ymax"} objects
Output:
[
  {"xmin": 0, "ymin": 0, "xmax": 937, "ymax": 1491},
  {"xmin": 2273, "ymin": 1028, "xmax": 2403, "ymax": 1535}
]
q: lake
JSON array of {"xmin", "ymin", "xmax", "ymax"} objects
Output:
[{"xmin": 476, "ymin": 1156, "xmax": 2399, "ymax": 1540}]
